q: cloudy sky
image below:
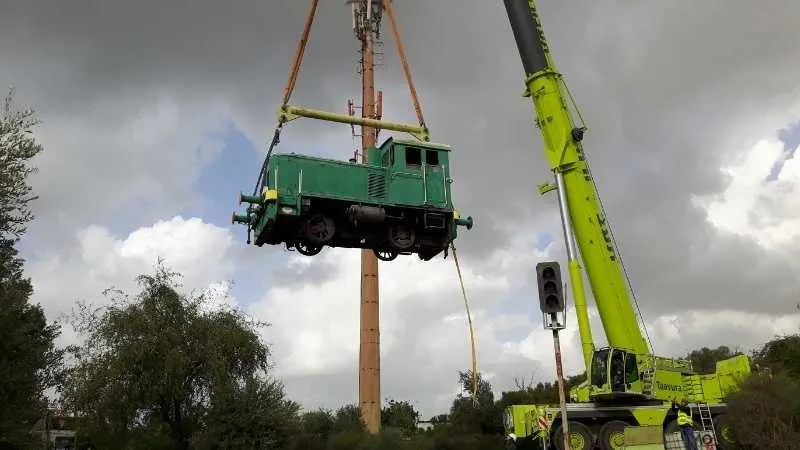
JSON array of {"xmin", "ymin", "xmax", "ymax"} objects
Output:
[{"xmin": 3, "ymin": 0, "xmax": 800, "ymax": 419}]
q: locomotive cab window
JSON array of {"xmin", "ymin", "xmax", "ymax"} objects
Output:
[
  {"xmin": 405, "ymin": 147, "xmax": 422, "ymax": 167},
  {"xmin": 426, "ymin": 150, "xmax": 439, "ymax": 166}
]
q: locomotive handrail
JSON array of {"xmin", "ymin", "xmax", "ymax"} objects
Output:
[{"xmin": 278, "ymin": 104, "xmax": 430, "ymax": 142}]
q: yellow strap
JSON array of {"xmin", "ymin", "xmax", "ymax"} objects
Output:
[{"xmin": 450, "ymin": 242, "xmax": 479, "ymax": 406}]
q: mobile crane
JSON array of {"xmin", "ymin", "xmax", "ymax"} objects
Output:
[{"xmin": 499, "ymin": 1, "xmax": 751, "ymax": 448}]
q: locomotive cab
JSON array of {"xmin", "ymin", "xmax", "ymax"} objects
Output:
[{"xmin": 377, "ymin": 138, "xmax": 453, "ymax": 210}]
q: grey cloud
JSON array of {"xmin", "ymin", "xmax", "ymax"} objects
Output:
[
  {"xmin": 272, "ymin": 317, "xmax": 555, "ymax": 420},
  {"xmin": 5, "ymin": 0, "xmax": 800, "ymax": 416}
]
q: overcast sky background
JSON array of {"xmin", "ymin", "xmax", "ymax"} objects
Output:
[{"xmin": 2, "ymin": 0, "xmax": 800, "ymax": 418}]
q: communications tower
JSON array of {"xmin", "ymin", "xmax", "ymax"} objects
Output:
[{"xmin": 348, "ymin": 0, "xmax": 384, "ymax": 434}]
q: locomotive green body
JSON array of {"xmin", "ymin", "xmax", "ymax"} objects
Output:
[{"xmin": 233, "ymin": 136, "xmax": 473, "ymax": 261}]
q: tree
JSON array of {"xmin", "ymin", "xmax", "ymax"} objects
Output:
[
  {"xmin": 686, "ymin": 346, "xmax": 741, "ymax": 374},
  {"xmin": 382, "ymin": 399, "xmax": 420, "ymax": 436},
  {"xmin": 0, "ymin": 240, "xmax": 62, "ymax": 447},
  {"xmin": 726, "ymin": 370, "xmax": 800, "ymax": 448},
  {"xmin": 0, "ymin": 87, "xmax": 43, "ymax": 241},
  {"xmin": 299, "ymin": 408, "xmax": 335, "ymax": 439},
  {"xmin": 448, "ymin": 370, "xmax": 502, "ymax": 435},
  {"xmin": 498, "ymin": 371, "xmax": 586, "ymax": 410},
  {"xmin": 60, "ymin": 264, "xmax": 297, "ymax": 449},
  {"xmin": 752, "ymin": 334, "xmax": 800, "ymax": 379},
  {"xmin": 331, "ymin": 404, "xmax": 366, "ymax": 434},
  {"xmin": 194, "ymin": 376, "xmax": 301, "ymax": 449},
  {"xmin": 0, "ymin": 88, "xmax": 62, "ymax": 448}
]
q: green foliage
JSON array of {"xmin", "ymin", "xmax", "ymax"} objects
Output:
[
  {"xmin": 498, "ymin": 372, "xmax": 586, "ymax": 408},
  {"xmin": 685, "ymin": 345, "xmax": 741, "ymax": 374},
  {"xmin": 193, "ymin": 376, "xmax": 301, "ymax": 449},
  {"xmin": 0, "ymin": 90, "xmax": 62, "ymax": 448},
  {"xmin": 443, "ymin": 370, "xmax": 503, "ymax": 435},
  {"xmin": 726, "ymin": 372, "xmax": 800, "ymax": 449},
  {"xmin": 720, "ymin": 333, "xmax": 800, "ymax": 449},
  {"xmin": 332, "ymin": 404, "xmax": 367, "ymax": 434},
  {"xmin": 282, "ymin": 404, "xmax": 369, "ymax": 449},
  {"xmin": 752, "ymin": 334, "xmax": 800, "ymax": 379},
  {"xmin": 0, "ymin": 87, "xmax": 43, "ymax": 241},
  {"xmin": 381, "ymin": 399, "xmax": 420, "ymax": 437},
  {"xmin": 287, "ymin": 428, "xmax": 503, "ymax": 450},
  {"xmin": 59, "ymin": 263, "xmax": 294, "ymax": 449}
]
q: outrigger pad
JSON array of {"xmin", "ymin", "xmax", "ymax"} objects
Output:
[{"xmin": 231, "ymin": 138, "xmax": 473, "ymax": 261}]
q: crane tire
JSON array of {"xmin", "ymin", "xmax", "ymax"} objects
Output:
[
  {"xmin": 598, "ymin": 420, "xmax": 629, "ymax": 450},
  {"xmin": 713, "ymin": 414, "xmax": 735, "ymax": 449},
  {"xmin": 552, "ymin": 421, "xmax": 593, "ymax": 450}
]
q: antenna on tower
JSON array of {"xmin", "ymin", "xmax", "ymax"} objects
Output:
[{"xmin": 347, "ymin": 0, "xmax": 383, "ymax": 38}]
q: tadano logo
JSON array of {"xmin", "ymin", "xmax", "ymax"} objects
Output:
[{"xmin": 657, "ymin": 381, "xmax": 682, "ymax": 392}]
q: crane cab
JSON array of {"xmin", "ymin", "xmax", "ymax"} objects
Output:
[
  {"xmin": 587, "ymin": 348, "xmax": 646, "ymax": 401},
  {"xmin": 586, "ymin": 347, "xmax": 695, "ymax": 403}
]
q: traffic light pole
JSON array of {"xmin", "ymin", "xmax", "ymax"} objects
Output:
[
  {"xmin": 551, "ymin": 316, "xmax": 570, "ymax": 450},
  {"xmin": 537, "ymin": 262, "xmax": 570, "ymax": 450}
]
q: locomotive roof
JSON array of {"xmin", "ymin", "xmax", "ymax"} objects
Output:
[
  {"xmin": 270, "ymin": 136, "xmax": 453, "ymax": 165},
  {"xmin": 381, "ymin": 136, "xmax": 452, "ymax": 152}
]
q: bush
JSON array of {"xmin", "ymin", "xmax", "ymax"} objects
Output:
[{"xmin": 726, "ymin": 372, "xmax": 800, "ymax": 449}]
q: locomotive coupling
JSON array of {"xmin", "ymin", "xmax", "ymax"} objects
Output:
[
  {"xmin": 455, "ymin": 216, "xmax": 474, "ymax": 230},
  {"xmin": 231, "ymin": 212, "xmax": 251, "ymax": 225},
  {"xmin": 239, "ymin": 192, "xmax": 262, "ymax": 205}
]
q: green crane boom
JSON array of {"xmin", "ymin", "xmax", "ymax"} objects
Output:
[
  {"xmin": 500, "ymin": 1, "xmax": 752, "ymax": 447},
  {"xmin": 503, "ymin": 0, "xmax": 648, "ymax": 361}
]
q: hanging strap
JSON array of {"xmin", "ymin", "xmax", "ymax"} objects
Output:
[
  {"xmin": 252, "ymin": 0, "xmax": 319, "ymax": 197},
  {"xmin": 283, "ymin": 0, "xmax": 320, "ymax": 105},
  {"xmin": 382, "ymin": 0, "xmax": 426, "ymax": 129},
  {"xmin": 451, "ymin": 242, "xmax": 479, "ymax": 406}
]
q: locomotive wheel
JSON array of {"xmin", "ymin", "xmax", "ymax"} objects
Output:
[
  {"xmin": 295, "ymin": 241, "xmax": 322, "ymax": 256},
  {"xmin": 388, "ymin": 223, "xmax": 415, "ymax": 251},
  {"xmin": 598, "ymin": 420, "xmax": 628, "ymax": 450},
  {"xmin": 306, "ymin": 214, "xmax": 335, "ymax": 244},
  {"xmin": 373, "ymin": 249, "xmax": 398, "ymax": 261}
]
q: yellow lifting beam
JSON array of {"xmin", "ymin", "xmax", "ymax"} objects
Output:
[{"xmin": 278, "ymin": 104, "xmax": 430, "ymax": 142}]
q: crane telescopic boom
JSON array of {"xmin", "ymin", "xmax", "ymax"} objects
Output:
[
  {"xmin": 499, "ymin": 3, "xmax": 753, "ymax": 447},
  {"xmin": 502, "ymin": 0, "xmax": 649, "ymax": 360}
]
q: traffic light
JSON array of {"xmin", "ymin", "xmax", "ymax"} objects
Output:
[{"xmin": 536, "ymin": 261, "xmax": 564, "ymax": 314}]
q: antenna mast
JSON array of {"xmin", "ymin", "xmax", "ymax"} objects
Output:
[{"xmin": 348, "ymin": 0, "xmax": 384, "ymax": 434}]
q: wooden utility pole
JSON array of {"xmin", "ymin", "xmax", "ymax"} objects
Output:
[{"xmin": 352, "ymin": 0, "xmax": 382, "ymax": 434}]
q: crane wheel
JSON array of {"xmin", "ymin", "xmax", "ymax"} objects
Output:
[
  {"xmin": 598, "ymin": 420, "xmax": 629, "ymax": 450},
  {"xmin": 553, "ymin": 421, "xmax": 593, "ymax": 450},
  {"xmin": 713, "ymin": 414, "xmax": 734, "ymax": 448}
]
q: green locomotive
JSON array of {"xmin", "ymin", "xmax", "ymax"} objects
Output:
[{"xmin": 232, "ymin": 136, "xmax": 473, "ymax": 261}]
